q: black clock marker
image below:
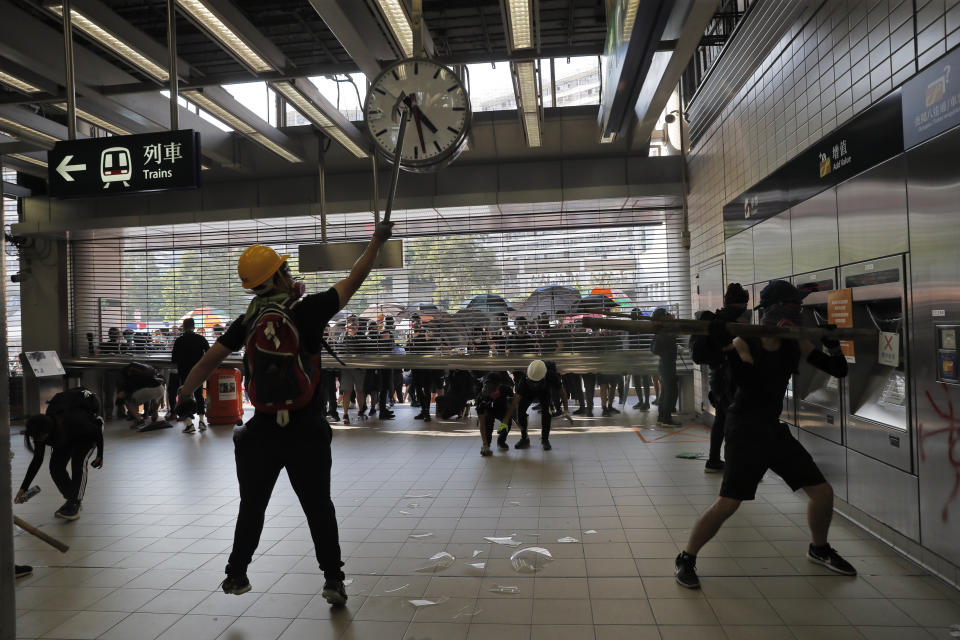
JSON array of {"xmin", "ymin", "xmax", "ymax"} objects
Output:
[
  {"xmin": 374, "ymin": 87, "xmax": 386, "ymax": 95},
  {"xmin": 447, "ymin": 126, "xmax": 459, "ymax": 134},
  {"xmin": 375, "ymin": 129, "xmax": 387, "ymax": 136},
  {"xmin": 414, "ymin": 146, "xmax": 419, "ymax": 159},
  {"xmin": 414, "ymin": 63, "xmax": 419, "ymax": 74},
  {"xmin": 433, "ymin": 69, "xmax": 442, "ymax": 79},
  {"xmin": 433, "ymin": 140, "xmax": 442, "ymax": 153},
  {"xmin": 447, "ymin": 84, "xmax": 458, "ymax": 92},
  {"xmin": 452, "ymin": 107, "xmax": 465, "ymax": 111}
]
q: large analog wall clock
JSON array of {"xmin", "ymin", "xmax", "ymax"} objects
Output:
[{"xmin": 364, "ymin": 58, "xmax": 472, "ymax": 172}]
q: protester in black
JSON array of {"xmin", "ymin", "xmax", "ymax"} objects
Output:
[
  {"xmin": 15, "ymin": 387, "xmax": 103, "ymax": 521},
  {"xmin": 376, "ymin": 317, "xmax": 396, "ymax": 420},
  {"xmin": 689, "ymin": 283, "xmax": 751, "ymax": 472},
  {"xmin": 651, "ymin": 308, "xmax": 680, "ymax": 427},
  {"xmin": 175, "ymin": 223, "xmax": 393, "ymax": 605},
  {"xmin": 675, "ymin": 281, "xmax": 856, "ymax": 589},
  {"xmin": 170, "ymin": 317, "xmax": 210, "ymax": 433},
  {"xmin": 475, "ymin": 372, "xmax": 515, "ymax": 456},
  {"xmin": 407, "ymin": 315, "xmax": 438, "ymax": 422},
  {"xmin": 118, "ymin": 362, "xmax": 165, "ymax": 427},
  {"xmin": 501, "ymin": 359, "xmax": 569, "ymax": 450}
]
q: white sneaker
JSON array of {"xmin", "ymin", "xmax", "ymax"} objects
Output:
[
  {"xmin": 198, "ymin": 418, "xmax": 207, "ymax": 431},
  {"xmin": 182, "ymin": 418, "xmax": 195, "ymax": 434}
]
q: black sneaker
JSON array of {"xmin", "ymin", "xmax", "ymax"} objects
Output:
[
  {"xmin": 221, "ymin": 574, "xmax": 252, "ymax": 595},
  {"xmin": 515, "ymin": 437, "xmax": 531, "ymax": 449},
  {"xmin": 414, "ymin": 412, "xmax": 426, "ymax": 420},
  {"xmin": 55, "ymin": 500, "xmax": 80, "ymax": 521},
  {"xmin": 496, "ymin": 434, "xmax": 509, "ymax": 450},
  {"xmin": 421, "ymin": 414, "xmax": 430, "ymax": 422},
  {"xmin": 322, "ymin": 579, "xmax": 348, "ymax": 606},
  {"xmin": 675, "ymin": 552, "xmax": 700, "ymax": 588},
  {"xmin": 807, "ymin": 544, "xmax": 857, "ymax": 576},
  {"xmin": 704, "ymin": 459, "xmax": 725, "ymax": 473},
  {"xmin": 585, "ymin": 407, "xmax": 594, "ymax": 417},
  {"xmin": 632, "ymin": 402, "xmax": 643, "ymax": 410},
  {"xmin": 15, "ymin": 564, "xmax": 33, "ymax": 578},
  {"xmin": 481, "ymin": 445, "xmax": 493, "ymax": 457},
  {"xmin": 601, "ymin": 408, "xmax": 611, "ymax": 417},
  {"xmin": 329, "ymin": 411, "xmax": 341, "ymax": 421},
  {"xmin": 542, "ymin": 439, "xmax": 552, "ymax": 451},
  {"xmin": 640, "ymin": 402, "xmax": 650, "ymax": 410},
  {"xmin": 609, "ymin": 407, "xmax": 621, "ymax": 415},
  {"xmin": 572, "ymin": 407, "xmax": 587, "ymax": 416},
  {"xmin": 657, "ymin": 418, "xmax": 681, "ymax": 428}
]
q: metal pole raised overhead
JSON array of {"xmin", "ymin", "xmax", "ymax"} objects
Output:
[{"xmin": 0, "ymin": 157, "xmax": 15, "ymax": 640}]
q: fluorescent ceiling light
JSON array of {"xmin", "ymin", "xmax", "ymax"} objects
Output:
[
  {"xmin": 514, "ymin": 60, "xmax": 540, "ymax": 147},
  {"xmin": 52, "ymin": 103, "xmax": 131, "ymax": 136},
  {"xmin": 8, "ymin": 153, "xmax": 47, "ymax": 168},
  {"xmin": 0, "ymin": 71, "xmax": 42, "ymax": 94},
  {"xmin": 177, "ymin": 0, "xmax": 274, "ymax": 73},
  {"xmin": 600, "ymin": 131, "xmax": 617, "ymax": 144},
  {"xmin": 271, "ymin": 81, "xmax": 367, "ymax": 158},
  {"xmin": 48, "ymin": 4, "xmax": 170, "ymax": 82},
  {"xmin": 375, "ymin": 0, "xmax": 414, "ymax": 58},
  {"xmin": 505, "ymin": 0, "xmax": 533, "ymax": 50},
  {"xmin": 0, "ymin": 115, "xmax": 60, "ymax": 145},
  {"xmin": 622, "ymin": 0, "xmax": 639, "ymax": 41},
  {"xmin": 182, "ymin": 89, "xmax": 302, "ymax": 162}
]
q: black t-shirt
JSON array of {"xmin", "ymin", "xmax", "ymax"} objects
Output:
[
  {"xmin": 172, "ymin": 331, "xmax": 210, "ymax": 374},
  {"xmin": 218, "ymin": 288, "xmax": 340, "ymax": 357},
  {"xmin": 726, "ymin": 338, "xmax": 800, "ymax": 432},
  {"xmin": 476, "ymin": 383, "xmax": 514, "ymax": 418},
  {"xmin": 516, "ymin": 371, "xmax": 562, "ymax": 402}
]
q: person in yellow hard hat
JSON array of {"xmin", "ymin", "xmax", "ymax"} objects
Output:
[{"xmin": 176, "ymin": 221, "xmax": 393, "ymax": 606}]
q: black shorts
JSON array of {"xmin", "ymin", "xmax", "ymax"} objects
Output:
[{"xmin": 720, "ymin": 422, "xmax": 826, "ymax": 501}]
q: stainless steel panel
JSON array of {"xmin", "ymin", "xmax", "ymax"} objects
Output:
[
  {"xmin": 299, "ymin": 240, "xmax": 404, "ymax": 272},
  {"xmin": 837, "ymin": 155, "xmax": 908, "ymax": 265},
  {"xmin": 799, "ymin": 429, "xmax": 847, "ymax": 502},
  {"xmin": 725, "ymin": 229, "xmax": 754, "ymax": 285},
  {"xmin": 841, "ymin": 256, "xmax": 912, "ymax": 472},
  {"xmin": 906, "ymin": 125, "xmax": 960, "ymax": 566},
  {"xmin": 791, "ymin": 189, "xmax": 839, "ymax": 274},
  {"xmin": 846, "ymin": 449, "xmax": 920, "ymax": 541},
  {"xmin": 793, "ymin": 269, "xmax": 843, "ymax": 444},
  {"xmin": 752, "ymin": 213, "xmax": 793, "ymax": 282}
]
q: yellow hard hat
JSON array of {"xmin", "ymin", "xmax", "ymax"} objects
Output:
[{"xmin": 237, "ymin": 245, "xmax": 290, "ymax": 289}]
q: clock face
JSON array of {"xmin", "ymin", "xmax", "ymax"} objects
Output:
[{"xmin": 364, "ymin": 58, "xmax": 471, "ymax": 171}]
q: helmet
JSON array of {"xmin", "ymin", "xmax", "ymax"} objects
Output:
[
  {"xmin": 526, "ymin": 359, "xmax": 547, "ymax": 382},
  {"xmin": 238, "ymin": 245, "xmax": 289, "ymax": 289}
]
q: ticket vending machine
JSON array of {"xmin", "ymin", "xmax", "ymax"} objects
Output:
[
  {"xmin": 792, "ymin": 269, "xmax": 844, "ymax": 443},
  {"xmin": 841, "ymin": 255, "xmax": 911, "ymax": 472}
]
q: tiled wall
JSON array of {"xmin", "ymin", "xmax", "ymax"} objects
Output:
[{"xmin": 688, "ymin": 0, "xmax": 960, "ymax": 291}]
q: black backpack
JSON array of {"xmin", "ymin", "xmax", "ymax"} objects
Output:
[{"xmin": 47, "ymin": 386, "xmax": 100, "ymax": 418}]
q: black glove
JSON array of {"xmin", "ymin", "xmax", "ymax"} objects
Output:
[
  {"xmin": 821, "ymin": 325, "xmax": 841, "ymax": 351},
  {"xmin": 174, "ymin": 387, "xmax": 198, "ymax": 419},
  {"xmin": 708, "ymin": 317, "xmax": 734, "ymax": 347},
  {"xmin": 373, "ymin": 221, "xmax": 394, "ymax": 242}
]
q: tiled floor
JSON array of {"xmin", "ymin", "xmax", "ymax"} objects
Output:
[{"xmin": 11, "ymin": 403, "xmax": 960, "ymax": 639}]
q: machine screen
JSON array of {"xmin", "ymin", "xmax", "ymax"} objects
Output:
[
  {"xmin": 798, "ymin": 279, "xmax": 834, "ymax": 293},
  {"xmin": 845, "ymin": 269, "xmax": 900, "ymax": 288}
]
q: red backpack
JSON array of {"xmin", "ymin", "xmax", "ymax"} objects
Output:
[{"xmin": 244, "ymin": 297, "xmax": 319, "ymax": 425}]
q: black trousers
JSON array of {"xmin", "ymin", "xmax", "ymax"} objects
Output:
[
  {"xmin": 228, "ymin": 411, "xmax": 344, "ymax": 581},
  {"xmin": 633, "ymin": 374, "xmax": 651, "ymax": 403},
  {"xmin": 516, "ymin": 394, "xmax": 552, "ymax": 441},
  {"xmin": 411, "ymin": 370, "xmax": 433, "ymax": 414},
  {"xmin": 709, "ymin": 401, "xmax": 727, "ymax": 463},
  {"xmin": 167, "ymin": 372, "xmax": 206, "ymax": 416},
  {"xmin": 657, "ymin": 365, "xmax": 677, "ymax": 421},
  {"xmin": 320, "ymin": 370, "xmax": 338, "ymax": 414},
  {"xmin": 563, "ymin": 373, "xmax": 584, "ymax": 406},
  {"xmin": 378, "ymin": 369, "xmax": 393, "ymax": 410},
  {"xmin": 582, "ymin": 373, "xmax": 597, "ymax": 408},
  {"xmin": 49, "ymin": 440, "xmax": 96, "ymax": 502}
]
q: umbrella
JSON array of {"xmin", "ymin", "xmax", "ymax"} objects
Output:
[
  {"xmin": 358, "ymin": 302, "xmax": 405, "ymax": 320},
  {"xmin": 572, "ymin": 294, "xmax": 618, "ymax": 313},
  {"xmin": 403, "ymin": 302, "xmax": 448, "ymax": 321},
  {"xmin": 590, "ymin": 287, "xmax": 636, "ymax": 310},
  {"xmin": 180, "ymin": 307, "xmax": 230, "ymax": 331},
  {"xmin": 463, "ymin": 293, "xmax": 514, "ymax": 313},
  {"xmin": 516, "ymin": 285, "xmax": 581, "ymax": 316}
]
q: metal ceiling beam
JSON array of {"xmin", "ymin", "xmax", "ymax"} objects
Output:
[
  {"xmin": 631, "ymin": 0, "xmax": 720, "ymax": 146},
  {"xmin": 307, "ymin": 0, "xmax": 397, "ymax": 77},
  {"xmin": 177, "ymin": 0, "xmax": 290, "ymax": 74},
  {"xmin": 0, "ymin": 104, "xmax": 77, "ymax": 148}
]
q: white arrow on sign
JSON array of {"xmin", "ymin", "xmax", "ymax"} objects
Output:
[{"xmin": 56, "ymin": 154, "xmax": 87, "ymax": 182}]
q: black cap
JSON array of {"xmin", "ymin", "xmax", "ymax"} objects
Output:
[
  {"xmin": 723, "ymin": 282, "xmax": 749, "ymax": 305},
  {"xmin": 755, "ymin": 280, "xmax": 809, "ymax": 310}
]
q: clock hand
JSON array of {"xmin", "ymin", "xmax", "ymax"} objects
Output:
[
  {"xmin": 417, "ymin": 109, "xmax": 438, "ymax": 135},
  {"xmin": 410, "ymin": 97, "xmax": 427, "ymax": 153}
]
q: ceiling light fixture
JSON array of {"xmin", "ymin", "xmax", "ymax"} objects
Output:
[
  {"xmin": 504, "ymin": 0, "xmax": 533, "ymax": 50},
  {"xmin": 8, "ymin": 153, "xmax": 48, "ymax": 168},
  {"xmin": 0, "ymin": 71, "xmax": 42, "ymax": 94},
  {"xmin": 176, "ymin": 0, "xmax": 274, "ymax": 73},
  {"xmin": 0, "ymin": 115, "xmax": 60, "ymax": 145},
  {"xmin": 52, "ymin": 103, "xmax": 131, "ymax": 136},
  {"xmin": 513, "ymin": 60, "xmax": 541, "ymax": 147},
  {"xmin": 271, "ymin": 81, "xmax": 368, "ymax": 158},
  {"xmin": 47, "ymin": 4, "xmax": 170, "ymax": 82},
  {"xmin": 181, "ymin": 89, "xmax": 303, "ymax": 162},
  {"xmin": 374, "ymin": 0, "xmax": 414, "ymax": 58}
]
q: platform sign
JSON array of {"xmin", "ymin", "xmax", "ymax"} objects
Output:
[
  {"xmin": 827, "ymin": 288, "xmax": 856, "ymax": 363},
  {"xmin": 48, "ymin": 129, "xmax": 200, "ymax": 198}
]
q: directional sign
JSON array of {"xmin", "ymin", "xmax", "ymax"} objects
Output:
[{"xmin": 48, "ymin": 129, "xmax": 200, "ymax": 198}]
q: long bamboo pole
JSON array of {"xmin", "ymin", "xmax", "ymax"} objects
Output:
[{"xmin": 582, "ymin": 316, "xmax": 876, "ymax": 340}]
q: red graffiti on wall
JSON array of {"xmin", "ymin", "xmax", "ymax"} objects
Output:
[{"xmin": 919, "ymin": 383, "xmax": 960, "ymax": 522}]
